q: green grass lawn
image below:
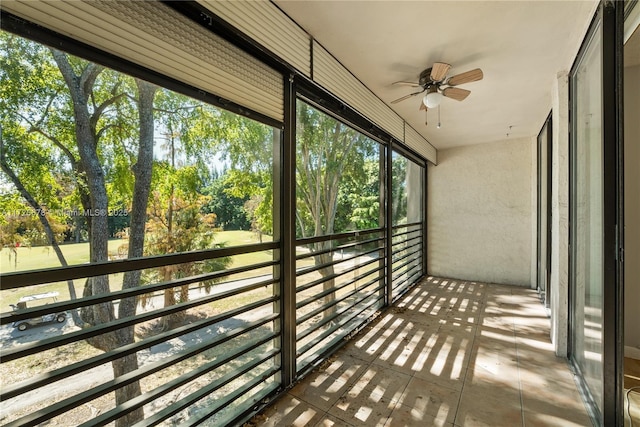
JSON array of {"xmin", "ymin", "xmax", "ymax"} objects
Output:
[
  {"xmin": 0, "ymin": 230, "xmax": 275, "ymax": 306},
  {"xmin": 0, "ymin": 240, "xmax": 127, "ymax": 273},
  {"xmin": 0, "ymin": 230, "xmax": 271, "ymax": 274}
]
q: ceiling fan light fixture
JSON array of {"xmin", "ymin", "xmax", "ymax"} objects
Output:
[
  {"xmin": 390, "ymin": 62, "xmax": 483, "ymax": 127},
  {"xmin": 423, "ymin": 91, "xmax": 443, "ymax": 109}
]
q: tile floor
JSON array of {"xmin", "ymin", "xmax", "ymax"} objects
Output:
[
  {"xmin": 625, "ymin": 357, "xmax": 640, "ymax": 427},
  {"xmin": 251, "ymin": 276, "xmax": 593, "ymax": 427}
]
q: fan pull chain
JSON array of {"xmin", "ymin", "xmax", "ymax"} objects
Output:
[{"xmin": 437, "ymin": 105, "xmax": 441, "ymax": 129}]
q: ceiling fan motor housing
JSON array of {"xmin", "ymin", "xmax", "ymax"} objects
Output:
[{"xmin": 418, "ymin": 68, "xmax": 434, "ymax": 87}]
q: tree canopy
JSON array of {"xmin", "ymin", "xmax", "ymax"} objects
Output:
[
  {"xmin": 1, "ymin": 29, "xmax": 392, "ymax": 423},
  {"xmin": 1, "ymin": 31, "xmax": 273, "ymax": 424}
]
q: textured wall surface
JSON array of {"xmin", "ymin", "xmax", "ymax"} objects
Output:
[
  {"xmin": 625, "ymin": 64, "xmax": 640, "ymax": 352},
  {"xmin": 551, "ymin": 72, "xmax": 570, "ymax": 357},
  {"xmin": 427, "ymin": 137, "xmax": 533, "ymax": 286}
]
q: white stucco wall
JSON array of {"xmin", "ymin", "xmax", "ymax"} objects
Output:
[
  {"xmin": 624, "ymin": 64, "xmax": 640, "ymax": 353},
  {"xmin": 530, "ymin": 136, "xmax": 538, "ymax": 290},
  {"xmin": 427, "ymin": 137, "xmax": 533, "ymax": 286},
  {"xmin": 550, "ymin": 72, "xmax": 570, "ymax": 357}
]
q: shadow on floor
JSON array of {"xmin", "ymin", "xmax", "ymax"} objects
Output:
[{"xmin": 250, "ymin": 276, "xmax": 592, "ymax": 427}]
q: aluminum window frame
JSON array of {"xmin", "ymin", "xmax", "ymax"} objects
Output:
[
  {"xmin": 0, "ymin": 4, "xmax": 431, "ymax": 425},
  {"xmin": 567, "ymin": 2, "xmax": 624, "ymax": 426}
]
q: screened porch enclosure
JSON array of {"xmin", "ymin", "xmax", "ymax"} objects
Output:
[{"xmin": 0, "ymin": 2, "xmax": 428, "ymax": 425}]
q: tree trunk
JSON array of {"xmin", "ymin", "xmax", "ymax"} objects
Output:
[
  {"xmin": 314, "ymin": 241, "xmax": 337, "ymax": 319},
  {"xmin": 52, "ymin": 50, "xmax": 145, "ymax": 426},
  {"xmin": 112, "ymin": 354, "xmax": 144, "ymax": 426},
  {"xmin": 114, "ymin": 80, "xmax": 157, "ymax": 425},
  {"xmin": 160, "ymin": 129, "xmax": 188, "ymax": 330},
  {"xmin": 74, "ymin": 214, "xmax": 82, "ymax": 243},
  {"xmin": 119, "ymin": 80, "xmax": 157, "ymax": 321},
  {"xmin": 162, "ymin": 266, "xmax": 178, "ymax": 330},
  {"xmin": 180, "ymin": 284, "xmax": 189, "ymax": 304}
]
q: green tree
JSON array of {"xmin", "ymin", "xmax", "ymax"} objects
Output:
[
  {"xmin": 391, "ymin": 154, "xmax": 409, "ymax": 224},
  {"xmin": 340, "ymin": 159, "xmax": 381, "ymax": 231},
  {"xmin": 202, "ymin": 172, "xmax": 251, "ymax": 231},
  {"xmin": 143, "ymin": 189, "xmax": 230, "ymax": 329},
  {"xmin": 1, "ymin": 33, "xmax": 156, "ymax": 425},
  {"xmin": 1, "ymin": 35, "xmax": 89, "ymax": 329},
  {"xmin": 141, "ymin": 137, "xmax": 232, "ymax": 329},
  {"xmin": 212, "ymin": 112, "xmax": 276, "ymax": 238},
  {"xmin": 295, "ymin": 101, "xmax": 379, "ymax": 317}
]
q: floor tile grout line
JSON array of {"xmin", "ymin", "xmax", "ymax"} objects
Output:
[
  {"xmin": 293, "ymin": 348, "xmax": 375, "ymax": 426},
  {"xmin": 451, "ymin": 286, "xmax": 485, "ymax": 426},
  {"xmin": 281, "ymin": 390, "xmax": 335, "ymax": 427},
  {"xmin": 382, "ymin": 312, "xmax": 413, "ymax": 427},
  {"xmin": 321, "ymin": 354, "xmax": 374, "ymax": 427},
  {"xmin": 511, "ymin": 290, "xmax": 526, "ymax": 427},
  {"xmin": 341, "ymin": 311, "xmax": 412, "ymax": 427}
]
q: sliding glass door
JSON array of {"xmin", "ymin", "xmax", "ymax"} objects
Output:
[
  {"xmin": 569, "ymin": 2, "xmax": 623, "ymax": 426},
  {"xmin": 537, "ymin": 114, "xmax": 552, "ymax": 308},
  {"xmin": 571, "ymin": 17, "xmax": 604, "ymax": 413}
]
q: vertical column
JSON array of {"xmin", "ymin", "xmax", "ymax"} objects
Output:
[
  {"xmin": 279, "ymin": 74, "xmax": 297, "ymax": 386},
  {"xmin": 550, "ymin": 71, "xmax": 569, "ymax": 357},
  {"xmin": 406, "ymin": 158, "xmax": 423, "ymax": 280},
  {"xmin": 385, "ymin": 144, "xmax": 393, "ymax": 305},
  {"xmin": 600, "ymin": 3, "xmax": 624, "ymax": 424},
  {"xmin": 423, "ymin": 162, "xmax": 428, "ymax": 278},
  {"xmin": 531, "ymin": 135, "xmax": 539, "ymax": 291}
]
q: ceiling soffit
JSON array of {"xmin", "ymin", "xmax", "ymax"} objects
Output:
[{"xmin": 274, "ymin": 0, "xmax": 598, "ymax": 149}]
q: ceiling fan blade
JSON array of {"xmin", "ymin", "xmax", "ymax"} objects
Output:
[
  {"xmin": 447, "ymin": 68, "xmax": 483, "ymax": 86},
  {"xmin": 430, "ymin": 62, "xmax": 451, "ymax": 82},
  {"xmin": 443, "ymin": 87, "xmax": 471, "ymax": 101},
  {"xmin": 392, "ymin": 81, "xmax": 421, "ymax": 87},
  {"xmin": 391, "ymin": 89, "xmax": 425, "ymax": 104}
]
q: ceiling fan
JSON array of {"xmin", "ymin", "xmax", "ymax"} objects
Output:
[{"xmin": 390, "ymin": 62, "xmax": 483, "ymax": 125}]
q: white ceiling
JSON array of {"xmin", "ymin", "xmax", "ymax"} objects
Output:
[
  {"xmin": 274, "ymin": 0, "xmax": 598, "ymax": 150},
  {"xmin": 626, "ymin": 25, "xmax": 640, "ymax": 68}
]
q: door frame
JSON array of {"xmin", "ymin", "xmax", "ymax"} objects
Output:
[
  {"xmin": 536, "ymin": 111, "xmax": 553, "ymax": 308},
  {"xmin": 568, "ymin": 2, "xmax": 624, "ymax": 426}
]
